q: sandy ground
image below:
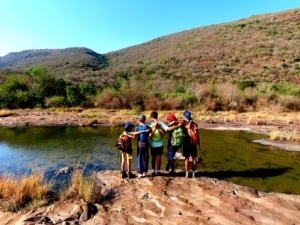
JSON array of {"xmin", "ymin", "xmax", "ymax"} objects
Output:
[{"xmin": 0, "ymin": 109, "xmax": 300, "ymax": 224}]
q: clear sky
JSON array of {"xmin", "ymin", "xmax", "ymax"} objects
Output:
[{"xmin": 0, "ymin": 0, "xmax": 300, "ymax": 56}]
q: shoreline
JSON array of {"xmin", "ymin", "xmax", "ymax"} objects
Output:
[
  {"xmin": 1, "ymin": 109, "xmax": 300, "ymax": 224},
  {"xmin": 0, "ymin": 109, "xmax": 299, "ymax": 151}
]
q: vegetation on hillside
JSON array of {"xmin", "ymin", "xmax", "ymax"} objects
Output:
[{"xmin": 0, "ymin": 8, "xmax": 300, "ymax": 112}]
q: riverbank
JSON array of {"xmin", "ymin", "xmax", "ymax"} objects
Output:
[
  {"xmin": 1, "ymin": 109, "xmax": 299, "ymax": 151},
  {"xmin": 1, "ymin": 109, "xmax": 300, "ymax": 224}
]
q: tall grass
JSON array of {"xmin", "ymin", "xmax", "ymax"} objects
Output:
[
  {"xmin": 60, "ymin": 171, "xmax": 102, "ymax": 203},
  {"xmin": 270, "ymin": 130, "xmax": 300, "ymax": 142},
  {"xmin": 0, "ymin": 171, "xmax": 52, "ymax": 212}
]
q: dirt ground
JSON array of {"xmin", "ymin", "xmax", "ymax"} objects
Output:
[{"xmin": 0, "ymin": 109, "xmax": 300, "ymax": 224}]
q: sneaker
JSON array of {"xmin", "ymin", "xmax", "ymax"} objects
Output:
[
  {"xmin": 128, "ymin": 172, "xmax": 135, "ymax": 179},
  {"xmin": 192, "ymin": 171, "xmax": 196, "ymax": 178},
  {"xmin": 165, "ymin": 163, "xmax": 170, "ymax": 171},
  {"xmin": 156, "ymin": 170, "xmax": 162, "ymax": 176},
  {"xmin": 151, "ymin": 170, "xmax": 155, "ymax": 177},
  {"xmin": 185, "ymin": 172, "xmax": 189, "ymax": 178},
  {"xmin": 138, "ymin": 173, "xmax": 143, "ymax": 178},
  {"xmin": 122, "ymin": 171, "xmax": 127, "ymax": 179},
  {"xmin": 142, "ymin": 172, "xmax": 147, "ymax": 177}
]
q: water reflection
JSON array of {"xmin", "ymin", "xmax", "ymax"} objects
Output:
[{"xmin": 0, "ymin": 126, "xmax": 300, "ymax": 194}]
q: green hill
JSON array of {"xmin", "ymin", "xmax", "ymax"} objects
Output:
[{"xmin": 1, "ymin": 8, "xmax": 300, "ymax": 111}]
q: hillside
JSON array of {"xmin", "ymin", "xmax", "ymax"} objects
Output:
[
  {"xmin": 103, "ymin": 8, "xmax": 300, "ymax": 85},
  {"xmin": 1, "ymin": 8, "xmax": 300, "ymax": 86},
  {"xmin": 1, "ymin": 8, "xmax": 300, "ymax": 112},
  {"xmin": 0, "ymin": 47, "xmax": 107, "ymax": 78}
]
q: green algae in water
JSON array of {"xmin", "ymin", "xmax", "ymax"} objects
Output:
[{"xmin": 196, "ymin": 129, "xmax": 300, "ymax": 195}]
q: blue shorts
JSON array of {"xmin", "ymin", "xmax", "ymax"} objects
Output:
[{"xmin": 167, "ymin": 146, "xmax": 181, "ymax": 160}]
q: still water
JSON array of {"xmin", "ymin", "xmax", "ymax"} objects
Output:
[{"xmin": 0, "ymin": 126, "xmax": 300, "ymax": 194}]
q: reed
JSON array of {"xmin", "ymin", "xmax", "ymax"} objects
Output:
[
  {"xmin": 270, "ymin": 130, "xmax": 300, "ymax": 142},
  {"xmin": 60, "ymin": 171, "xmax": 102, "ymax": 203},
  {"xmin": 0, "ymin": 170, "xmax": 51, "ymax": 212}
]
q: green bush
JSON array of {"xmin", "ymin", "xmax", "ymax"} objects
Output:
[{"xmin": 44, "ymin": 96, "xmax": 65, "ymax": 107}]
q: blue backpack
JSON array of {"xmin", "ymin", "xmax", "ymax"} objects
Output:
[{"xmin": 137, "ymin": 125, "xmax": 149, "ymax": 142}]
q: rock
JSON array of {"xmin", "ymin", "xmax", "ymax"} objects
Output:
[
  {"xmin": 55, "ymin": 166, "xmax": 73, "ymax": 175},
  {"xmin": 1, "ymin": 170, "xmax": 300, "ymax": 224}
]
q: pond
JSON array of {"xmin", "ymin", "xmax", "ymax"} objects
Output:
[{"xmin": 0, "ymin": 126, "xmax": 300, "ymax": 194}]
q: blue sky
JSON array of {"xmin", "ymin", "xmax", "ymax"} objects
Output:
[{"xmin": 0, "ymin": 0, "xmax": 299, "ymax": 56}]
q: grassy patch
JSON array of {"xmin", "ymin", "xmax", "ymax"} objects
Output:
[
  {"xmin": 0, "ymin": 170, "xmax": 52, "ymax": 212},
  {"xmin": 60, "ymin": 171, "xmax": 102, "ymax": 203}
]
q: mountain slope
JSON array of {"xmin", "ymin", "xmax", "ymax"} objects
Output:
[
  {"xmin": 1, "ymin": 8, "xmax": 300, "ymax": 85},
  {"xmin": 0, "ymin": 47, "xmax": 107, "ymax": 72},
  {"xmin": 103, "ymin": 8, "xmax": 300, "ymax": 84}
]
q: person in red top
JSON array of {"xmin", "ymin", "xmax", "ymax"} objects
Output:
[{"xmin": 182, "ymin": 111, "xmax": 200, "ymax": 178}]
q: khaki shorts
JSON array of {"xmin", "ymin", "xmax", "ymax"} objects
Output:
[{"xmin": 121, "ymin": 152, "xmax": 132, "ymax": 160}]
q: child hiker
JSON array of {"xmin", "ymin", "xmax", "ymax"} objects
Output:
[
  {"xmin": 118, "ymin": 122, "xmax": 149, "ymax": 179},
  {"xmin": 135, "ymin": 114, "xmax": 150, "ymax": 178}
]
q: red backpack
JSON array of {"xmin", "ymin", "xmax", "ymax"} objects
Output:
[
  {"xmin": 115, "ymin": 135, "xmax": 130, "ymax": 151},
  {"xmin": 186, "ymin": 121, "xmax": 199, "ymax": 144}
]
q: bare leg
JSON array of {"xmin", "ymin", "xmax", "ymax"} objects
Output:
[
  {"xmin": 185, "ymin": 158, "xmax": 189, "ymax": 172},
  {"xmin": 121, "ymin": 153, "xmax": 126, "ymax": 171},
  {"xmin": 192, "ymin": 157, "xmax": 197, "ymax": 171},
  {"xmin": 157, "ymin": 155, "xmax": 162, "ymax": 170},
  {"xmin": 127, "ymin": 158, "xmax": 131, "ymax": 172},
  {"xmin": 151, "ymin": 156, "xmax": 156, "ymax": 170}
]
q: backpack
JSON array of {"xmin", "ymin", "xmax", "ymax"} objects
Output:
[
  {"xmin": 186, "ymin": 121, "xmax": 199, "ymax": 144},
  {"xmin": 136, "ymin": 125, "xmax": 149, "ymax": 142},
  {"xmin": 151, "ymin": 127, "xmax": 162, "ymax": 142},
  {"xmin": 115, "ymin": 135, "xmax": 130, "ymax": 151},
  {"xmin": 171, "ymin": 126, "xmax": 183, "ymax": 147}
]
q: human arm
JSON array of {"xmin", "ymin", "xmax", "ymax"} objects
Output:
[
  {"xmin": 167, "ymin": 121, "xmax": 183, "ymax": 132},
  {"xmin": 131, "ymin": 129, "xmax": 150, "ymax": 135},
  {"xmin": 123, "ymin": 131, "xmax": 136, "ymax": 139}
]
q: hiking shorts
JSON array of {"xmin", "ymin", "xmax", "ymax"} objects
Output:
[
  {"xmin": 121, "ymin": 152, "xmax": 132, "ymax": 160},
  {"xmin": 167, "ymin": 146, "xmax": 181, "ymax": 160},
  {"xmin": 150, "ymin": 146, "xmax": 163, "ymax": 156},
  {"xmin": 182, "ymin": 142, "xmax": 198, "ymax": 158}
]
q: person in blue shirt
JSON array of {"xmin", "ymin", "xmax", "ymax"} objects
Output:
[{"xmin": 135, "ymin": 114, "xmax": 150, "ymax": 178}]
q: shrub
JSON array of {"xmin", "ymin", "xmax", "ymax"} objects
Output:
[
  {"xmin": 44, "ymin": 96, "xmax": 65, "ymax": 107},
  {"xmin": 238, "ymin": 81, "xmax": 256, "ymax": 90}
]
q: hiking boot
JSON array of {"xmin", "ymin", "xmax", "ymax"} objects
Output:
[
  {"xmin": 185, "ymin": 172, "xmax": 189, "ymax": 178},
  {"xmin": 128, "ymin": 172, "xmax": 134, "ymax": 179},
  {"xmin": 122, "ymin": 171, "xmax": 127, "ymax": 179}
]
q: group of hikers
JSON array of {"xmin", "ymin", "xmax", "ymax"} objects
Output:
[{"xmin": 115, "ymin": 111, "xmax": 200, "ymax": 179}]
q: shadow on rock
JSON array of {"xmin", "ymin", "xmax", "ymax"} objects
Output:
[{"xmin": 204, "ymin": 167, "xmax": 292, "ymax": 179}]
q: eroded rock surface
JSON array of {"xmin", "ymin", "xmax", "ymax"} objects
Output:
[{"xmin": 1, "ymin": 170, "xmax": 300, "ymax": 224}]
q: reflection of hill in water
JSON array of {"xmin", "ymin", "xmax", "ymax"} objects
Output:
[{"xmin": 1, "ymin": 127, "xmax": 300, "ymax": 194}]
